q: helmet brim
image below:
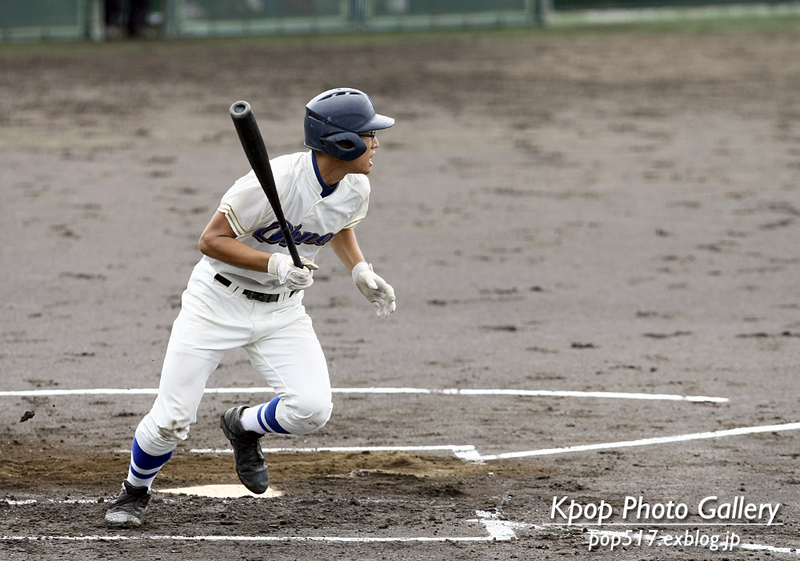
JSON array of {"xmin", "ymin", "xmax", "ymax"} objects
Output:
[{"xmin": 360, "ymin": 113, "xmax": 395, "ymax": 132}]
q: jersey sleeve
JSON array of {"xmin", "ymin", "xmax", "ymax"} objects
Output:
[
  {"xmin": 339, "ymin": 174, "xmax": 370, "ymax": 230},
  {"xmin": 341, "ymin": 194, "xmax": 369, "ymax": 230},
  {"xmin": 217, "ymin": 171, "xmax": 271, "ymax": 237}
]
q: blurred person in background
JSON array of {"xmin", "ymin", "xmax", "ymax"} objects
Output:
[{"xmin": 105, "ymin": 0, "xmax": 151, "ymax": 39}]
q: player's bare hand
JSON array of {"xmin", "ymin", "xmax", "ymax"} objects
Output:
[
  {"xmin": 268, "ymin": 253, "xmax": 318, "ymax": 290},
  {"xmin": 352, "ymin": 262, "xmax": 396, "ymax": 318}
]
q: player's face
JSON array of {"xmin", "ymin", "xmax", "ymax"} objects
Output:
[{"xmin": 347, "ymin": 131, "xmax": 379, "ymax": 175}]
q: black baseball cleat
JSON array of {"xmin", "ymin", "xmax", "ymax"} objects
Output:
[
  {"xmin": 220, "ymin": 406, "xmax": 270, "ymax": 494},
  {"xmin": 104, "ymin": 481, "xmax": 151, "ymax": 527}
]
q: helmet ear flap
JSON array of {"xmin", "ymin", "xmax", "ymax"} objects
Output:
[{"xmin": 320, "ymin": 131, "xmax": 367, "ymax": 162}]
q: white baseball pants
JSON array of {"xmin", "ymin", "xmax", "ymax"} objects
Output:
[{"xmin": 135, "ymin": 260, "xmax": 332, "ymax": 456}]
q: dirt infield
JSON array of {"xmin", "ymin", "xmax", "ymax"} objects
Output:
[{"xmin": 2, "ymin": 23, "xmax": 800, "ymax": 559}]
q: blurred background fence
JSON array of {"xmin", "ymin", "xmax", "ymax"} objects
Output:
[{"xmin": 0, "ymin": 0, "xmax": 798, "ymax": 42}]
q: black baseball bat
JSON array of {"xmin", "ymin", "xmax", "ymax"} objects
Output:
[{"xmin": 229, "ymin": 100, "xmax": 303, "ymax": 268}]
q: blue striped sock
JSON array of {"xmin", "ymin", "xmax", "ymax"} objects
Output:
[
  {"xmin": 260, "ymin": 396, "xmax": 290, "ymax": 434},
  {"xmin": 240, "ymin": 397, "xmax": 291, "ymax": 435},
  {"xmin": 126, "ymin": 437, "xmax": 174, "ymax": 489}
]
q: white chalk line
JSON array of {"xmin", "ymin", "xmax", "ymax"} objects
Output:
[
  {"xmin": 178, "ymin": 421, "xmax": 800, "ymax": 464},
  {"xmin": 476, "ymin": 421, "xmax": 800, "ymax": 461},
  {"xmin": 0, "ymin": 510, "xmax": 512, "ymax": 544},
  {"xmin": 3, "ymin": 498, "xmax": 101, "ymax": 506},
  {"xmin": 740, "ymin": 543, "xmax": 800, "ymax": 555},
  {"xmin": 0, "ymin": 386, "xmax": 729, "ymax": 403},
  {"xmin": 4, "ymin": 511, "xmax": 795, "ymax": 554},
  {"xmin": 0, "ymin": 535, "xmax": 498, "ymax": 543},
  {"xmin": 6, "ymin": 387, "xmax": 796, "ymax": 551},
  {"xmin": 3, "ymin": 506, "xmax": 797, "ymax": 554},
  {"xmin": 187, "ymin": 444, "xmax": 478, "ymax": 455}
]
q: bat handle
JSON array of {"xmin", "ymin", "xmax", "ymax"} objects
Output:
[{"xmin": 281, "ymin": 226, "xmax": 304, "ymax": 269}]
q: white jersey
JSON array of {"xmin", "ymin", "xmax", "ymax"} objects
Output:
[{"xmin": 203, "ymin": 150, "xmax": 370, "ymax": 292}]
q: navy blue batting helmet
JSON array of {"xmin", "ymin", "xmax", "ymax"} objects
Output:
[{"xmin": 304, "ymin": 88, "xmax": 394, "ymax": 161}]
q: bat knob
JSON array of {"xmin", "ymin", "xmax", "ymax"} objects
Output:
[{"xmin": 230, "ymin": 101, "xmax": 251, "ymax": 118}]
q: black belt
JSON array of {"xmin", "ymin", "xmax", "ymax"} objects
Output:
[{"xmin": 214, "ymin": 274, "xmax": 297, "ymax": 303}]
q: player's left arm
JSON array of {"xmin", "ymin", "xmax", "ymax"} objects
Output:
[
  {"xmin": 330, "ymin": 228, "xmax": 396, "ymax": 318},
  {"xmin": 329, "ymin": 228, "xmax": 365, "ymax": 272}
]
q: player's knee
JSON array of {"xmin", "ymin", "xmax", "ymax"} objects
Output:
[
  {"xmin": 282, "ymin": 396, "xmax": 332, "ymax": 435},
  {"xmin": 136, "ymin": 414, "xmax": 189, "ymax": 455},
  {"xmin": 157, "ymin": 423, "xmax": 190, "ymax": 443}
]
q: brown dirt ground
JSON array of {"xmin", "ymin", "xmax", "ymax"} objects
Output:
[{"xmin": 2, "ymin": 23, "xmax": 800, "ymax": 559}]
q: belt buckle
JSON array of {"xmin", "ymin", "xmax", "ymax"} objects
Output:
[
  {"xmin": 241, "ymin": 287, "xmax": 295, "ymax": 303},
  {"xmin": 245, "ymin": 290, "xmax": 277, "ymax": 303}
]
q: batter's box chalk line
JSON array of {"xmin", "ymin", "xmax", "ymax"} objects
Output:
[
  {"xmin": 4, "ymin": 386, "xmax": 796, "ymax": 551},
  {"xmin": 182, "ymin": 420, "xmax": 800, "ymax": 465},
  {"xmin": 0, "ymin": 385, "xmax": 730, "ymax": 403},
  {"xmin": 0, "ymin": 510, "xmax": 524, "ymax": 544},
  {"xmin": 187, "ymin": 444, "xmax": 483, "ymax": 461},
  {"xmin": 46, "ymin": 384, "xmax": 791, "ymax": 465},
  {"xmin": 2, "ymin": 510, "xmax": 798, "ymax": 553},
  {"xmin": 5, "ymin": 383, "xmax": 797, "ymax": 464}
]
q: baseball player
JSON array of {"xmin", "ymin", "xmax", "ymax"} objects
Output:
[{"xmin": 104, "ymin": 88, "xmax": 396, "ymax": 526}]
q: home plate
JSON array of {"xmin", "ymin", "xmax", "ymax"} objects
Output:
[{"xmin": 159, "ymin": 485, "xmax": 283, "ymax": 499}]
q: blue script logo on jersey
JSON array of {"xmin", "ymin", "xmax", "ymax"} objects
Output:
[{"xmin": 253, "ymin": 221, "xmax": 335, "ymax": 248}]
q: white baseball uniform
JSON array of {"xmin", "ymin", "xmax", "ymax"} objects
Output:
[{"xmin": 134, "ymin": 150, "xmax": 370, "ymax": 457}]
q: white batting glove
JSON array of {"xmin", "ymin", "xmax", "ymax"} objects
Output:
[
  {"xmin": 352, "ymin": 262, "xmax": 396, "ymax": 318},
  {"xmin": 267, "ymin": 253, "xmax": 318, "ymax": 290}
]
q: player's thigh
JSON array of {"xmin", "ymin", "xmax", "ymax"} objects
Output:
[
  {"xmin": 146, "ymin": 262, "xmax": 256, "ymax": 431},
  {"xmin": 245, "ymin": 311, "xmax": 330, "ymax": 404},
  {"xmin": 150, "ymin": 337, "xmax": 226, "ymax": 429},
  {"xmin": 174, "ymin": 274, "xmax": 256, "ymax": 351}
]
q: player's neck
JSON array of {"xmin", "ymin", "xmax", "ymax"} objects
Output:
[{"xmin": 313, "ymin": 152, "xmax": 356, "ymax": 185}]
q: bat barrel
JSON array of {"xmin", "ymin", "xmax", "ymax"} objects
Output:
[
  {"xmin": 230, "ymin": 100, "xmax": 251, "ymax": 119},
  {"xmin": 229, "ymin": 100, "xmax": 305, "ymax": 270}
]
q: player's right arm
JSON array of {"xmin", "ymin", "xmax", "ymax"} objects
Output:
[
  {"xmin": 199, "ymin": 211, "xmax": 316, "ymax": 289},
  {"xmin": 199, "ymin": 211, "xmax": 273, "ymax": 272}
]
